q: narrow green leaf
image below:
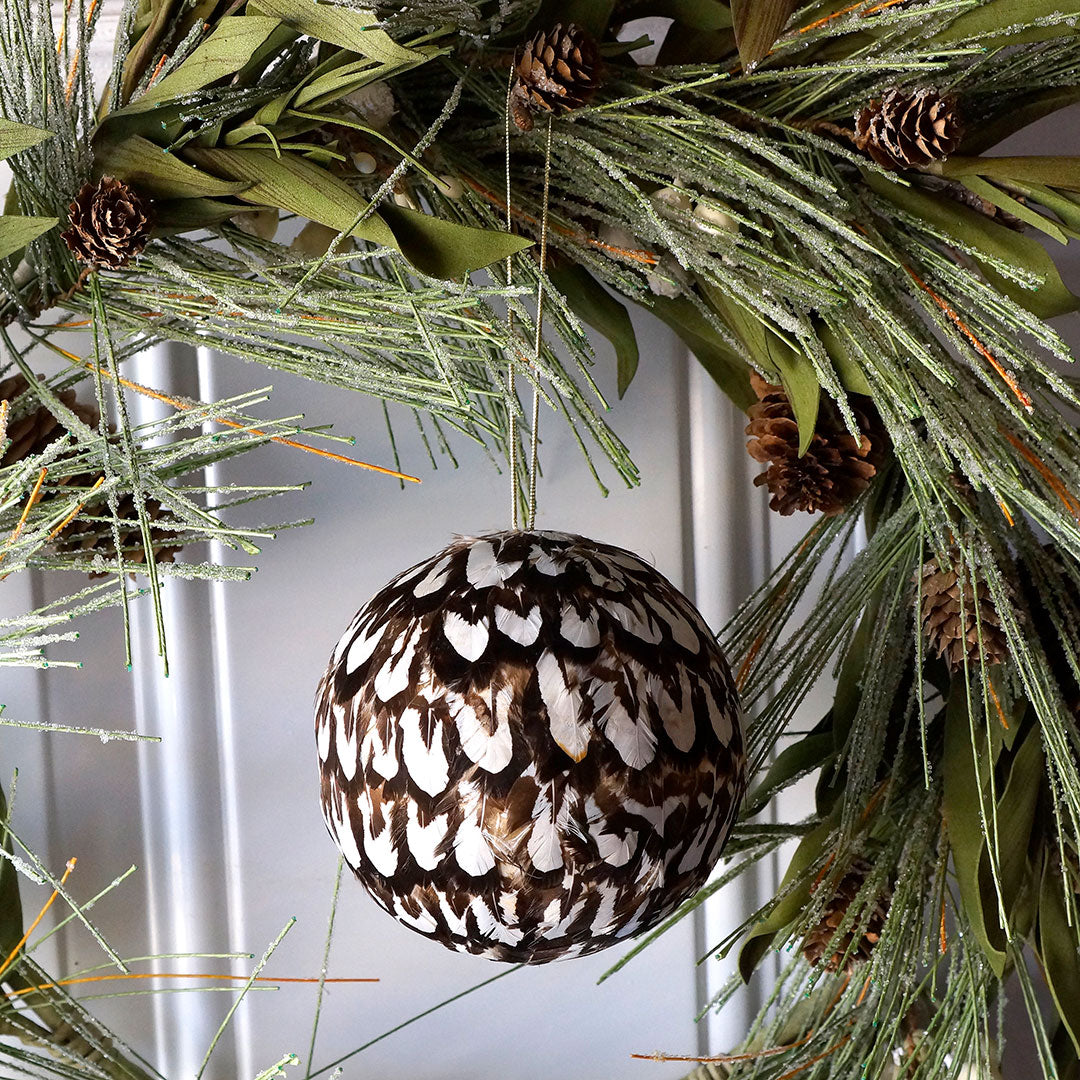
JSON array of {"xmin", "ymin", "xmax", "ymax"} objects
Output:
[
  {"xmin": 705, "ymin": 284, "xmax": 818, "ymax": 453},
  {"xmin": 818, "ymin": 323, "xmax": 873, "ymax": 396},
  {"xmin": 942, "ymin": 685, "xmax": 1008, "ymax": 977},
  {"xmin": 294, "ymin": 47, "xmax": 443, "ymax": 112},
  {"xmin": 379, "ymin": 203, "xmax": 533, "ymax": 281},
  {"xmin": 102, "ymin": 135, "xmax": 252, "ymax": 199},
  {"xmin": 185, "ymin": 147, "xmax": 532, "ymax": 278},
  {"xmin": 738, "ymin": 815, "xmax": 835, "ymax": 981},
  {"xmin": 864, "ymin": 170, "xmax": 1079, "ymax": 319},
  {"xmin": 0, "ymin": 119, "xmax": 54, "ymax": 162},
  {"xmin": 533, "ymin": 0, "xmax": 616, "ymax": 38},
  {"xmin": 730, "ymin": 0, "xmax": 796, "ymax": 70},
  {"xmin": 939, "ymin": 156, "xmax": 1080, "ymax": 194},
  {"xmin": 120, "ymin": 16, "xmax": 282, "ymax": 114},
  {"xmin": 994, "ymin": 723, "xmax": 1044, "ymax": 922},
  {"xmin": 664, "ymin": 0, "xmax": 733, "ymax": 30},
  {"xmin": 0, "ymin": 780, "xmax": 23, "ymax": 957},
  {"xmin": 768, "ymin": 339, "xmax": 820, "ymax": 458},
  {"xmin": 960, "ymin": 175, "xmax": 1069, "ymax": 245},
  {"xmin": 932, "ymin": 0, "xmax": 1080, "ymax": 45},
  {"xmin": 745, "ymin": 729, "xmax": 836, "ymax": 817},
  {"xmin": 1038, "ymin": 857, "xmax": 1080, "ymax": 1056},
  {"xmin": 959, "ymin": 87, "xmax": 1080, "ymax": 156},
  {"xmin": 647, "ymin": 295, "xmax": 754, "ymax": 409},
  {"xmin": 548, "ymin": 263, "xmax": 639, "ymax": 397},
  {"xmin": 153, "ymin": 198, "xmax": 245, "ymax": 232},
  {"xmin": 0, "ymin": 216, "xmax": 58, "ymax": 259},
  {"xmin": 187, "ymin": 144, "xmax": 398, "ymax": 244},
  {"xmin": 246, "ymin": 0, "xmax": 425, "ymax": 64}
]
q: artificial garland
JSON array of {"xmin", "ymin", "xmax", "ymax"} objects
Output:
[{"xmin": 0, "ymin": 0, "xmax": 1079, "ymax": 1077}]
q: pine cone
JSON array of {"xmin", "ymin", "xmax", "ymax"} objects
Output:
[
  {"xmin": 61, "ymin": 177, "xmax": 154, "ymax": 268},
  {"xmin": 802, "ymin": 858, "xmax": 890, "ymax": 973},
  {"xmin": 920, "ymin": 550, "xmax": 1009, "ymax": 671},
  {"xmin": 0, "ymin": 374, "xmax": 99, "ymax": 467},
  {"xmin": 510, "ymin": 23, "xmax": 599, "ymax": 133},
  {"xmin": 745, "ymin": 373, "xmax": 888, "ymax": 516},
  {"xmin": 855, "ymin": 89, "xmax": 962, "ymax": 170}
]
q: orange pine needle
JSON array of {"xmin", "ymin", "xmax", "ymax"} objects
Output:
[
  {"xmin": 798, "ymin": 0, "xmax": 871, "ymax": 33},
  {"xmin": 940, "ymin": 891, "xmax": 948, "ymax": 955},
  {"xmin": 905, "ymin": 267, "xmax": 1033, "ymax": 411},
  {"xmin": 461, "ymin": 178, "xmax": 659, "ymax": 266},
  {"xmin": 775, "ymin": 1036, "xmax": 851, "ymax": 1080},
  {"xmin": 987, "ymin": 679, "xmax": 1009, "ymax": 731},
  {"xmin": 1000, "ymin": 427, "xmax": 1080, "ymax": 521},
  {"xmin": 51, "ymin": 349, "xmax": 419, "ymax": 483},
  {"xmin": 146, "ymin": 53, "xmax": 169, "ymax": 89},
  {"xmin": 0, "ymin": 467, "xmax": 49, "ymax": 566},
  {"xmin": 0, "ymin": 858, "xmax": 76, "ymax": 981},
  {"xmin": 8, "ymin": 970, "xmax": 377, "ymax": 998},
  {"xmin": 47, "ymin": 475, "xmax": 105, "ymax": 541},
  {"xmin": 631, "ymin": 1031, "xmax": 815, "ymax": 1064},
  {"xmin": 855, "ymin": 974, "xmax": 872, "ymax": 1007},
  {"xmin": 997, "ymin": 499, "xmax": 1015, "ymax": 527}
]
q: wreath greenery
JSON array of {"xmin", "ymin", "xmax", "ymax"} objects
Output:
[{"xmin": 2, "ymin": 0, "xmax": 1080, "ymax": 1076}]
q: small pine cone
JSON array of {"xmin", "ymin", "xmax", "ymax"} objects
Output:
[
  {"xmin": 61, "ymin": 176, "xmax": 154, "ymax": 269},
  {"xmin": 920, "ymin": 551, "xmax": 1009, "ymax": 671},
  {"xmin": 0, "ymin": 374, "xmax": 99, "ymax": 468},
  {"xmin": 802, "ymin": 858, "xmax": 890, "ymax": 973},
  {"xmin": 510, "ymin": 23, "xmax": 599, "ymax": 133},
  {"xmin": 745, "ymin": 373, "xmax": 888, "ymax": 516},
  {"xmin": 855, "ymin": 88, "xmax": 962, "ymax": 170}
]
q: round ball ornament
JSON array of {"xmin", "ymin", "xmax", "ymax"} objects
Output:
[{"xmin": 314, "ymin": 530, "xmax": 745, "ymax": 963}]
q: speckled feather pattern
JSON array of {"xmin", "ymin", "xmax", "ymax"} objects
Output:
[{"xmin": 314, "ymin": 530, "xmax": 745, "ymax": 963}]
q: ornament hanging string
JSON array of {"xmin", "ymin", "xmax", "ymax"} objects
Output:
[
  {"xmin": 504, "ymin": 72, "xmax": 550, "ymax": 532},
  {"xmin": 526, "ymin": 115, "xmax": 552, "ymax": 533},
  {"xmin": 504, "ymin": 66, "xmax": 519, "ymax": 530}
]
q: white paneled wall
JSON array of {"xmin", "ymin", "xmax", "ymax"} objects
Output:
[{"xmin": 1, "ymin": 308, "xmax": 795, "ymax": 1078}]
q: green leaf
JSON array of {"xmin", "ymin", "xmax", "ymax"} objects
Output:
[
  {"xmin": 647, "ymin": 295, "xmax": 754, "ymax": 409},
  {"xmin": 745, "ymin": 729, "xmax": 836, "ymax": 817},
  {"xmin": 0, "ymin": 779, "xmax": 23, "ymax": 957},
  {"xmin": 0, "ymin": 119, "xmax": 54, "ymax": 162},
  {"xmin": 818, "ymin": 323, "xmax": 873, "ymax": 396},
  {"xmin": 1038, "ymin": 857, "xmax": 1080, "ymax": 1057},
  {"xmin": 959, "ymin": 175, "xmax": 1069, "ymax": 245},
  {"xmin": 548, "ymin": 263, "xmax": 639, "ymax": 397},
  {"xmin": 293, "ymin": 46, "xmax": 443, "ymax": 112},
  {"xmin": 120, "ymin": 16, "xmax": 282, "ymax": 114},
  {"xmin": 153, "ymin": 198, "xmax": 245, "ymax": 232},
  {"xmin": 663, "ymin": 0, "xmax": 733, "ymax": 30},
  {"xmin": 705, "ymin": 284, "xmax": 818, "ymax": 453},
  {"xmin": 533, "ymin": 0, "xmax": 616, "ymax": 37},
  {"xmin": 246, "ymin": 0, "xmax": 425, "ymax": 64},
  {"xmin": 993, "ymin": 723, "xmax": 1044, "ymax": 923},
  {"xmin": 185, "ymin": 147, "xmax": 532, "ymax": 278},
  {"xmin": 730, "ymin": 0, "xmax": 796, "ymax": 70},
  {"xmin": 102, "ymin": 135, "xmax": 252, "ymax": 199},
  {"xmin": 939, "ymin": 156, "xmax": 1080, "ymax": 194},
  {"xmin": 769, "ymin": 339, "xmax": 819, "ymax": 457},
  {"xmin": 942, "ymin": 685, "xmax": 1008, "ymax": 977},
  {"xmin": 738, "ymin": 814, "xmax": 835, "ymax": 981},
  {"xmin": 379, "ymin": 203, "xmax": 533, "ymax": 280},
  {"xmin": 959, "ymin": 87, "xmax": 1080, "ymax": 156},
  {"xmin": 0, "ymin": 216, "xmax": 58, "ymax": 259},
  {"xmin": 932, "ymin": 0, "xmax": 1080, "ymax": 45},
  {"xmin": 864, "ymin": 170, "xmax": 1080, "ymax": 320}
]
